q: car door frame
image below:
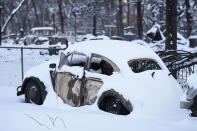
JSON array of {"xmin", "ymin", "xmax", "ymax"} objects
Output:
[{"xmin": 54, "ymin": 51, "xmax": 89, "ymax": 107}]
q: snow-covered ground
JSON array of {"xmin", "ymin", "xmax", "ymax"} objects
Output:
[
  {"xmin": 0, "ymin": 39, "xmax": 197, "ymax": 131},
  {"xmin": 0, "ymin": 86, "xmax": 197, "ymax": 131}
]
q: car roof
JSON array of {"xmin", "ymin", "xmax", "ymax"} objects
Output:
[
  {"xmin": 65, "ymin": 40, "xmax": 164, "ymax": 68},
  {"xmin": 31, "ymin": 27, "xmax": 54, "ymax": 32}
]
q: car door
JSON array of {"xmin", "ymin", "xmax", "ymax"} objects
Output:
[
  {"xmin": 83, "ymin": 53, "xmax": 120, "ymax": 105},
  {"xmin": 55, "ymin": 52, "xmax": 88, "ymax": 107},
  {"xmin": 54, "ymin": 52, "xmax": 119, "ymax": 107}
]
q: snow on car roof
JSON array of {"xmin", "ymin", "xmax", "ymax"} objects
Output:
[
  {"xmin": 65, "ymin": 40, "xmax": 167, "ymax": 69},
  {"xmin": 31, "ymin": 27, "xmax": 54, "ymax": 32}
]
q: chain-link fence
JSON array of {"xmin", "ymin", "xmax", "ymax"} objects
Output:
[{"xmin": 0, "ymin": 46, "xmax": 66, "ymax": 87}]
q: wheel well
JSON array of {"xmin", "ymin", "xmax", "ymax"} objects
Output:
[
  {"xmin": 97, "ymin": 89, "xmax": 132, "ymax": 115},
  {"xmin": 22, "ymin": 77, "xmax": 47, "ymax": 103}
]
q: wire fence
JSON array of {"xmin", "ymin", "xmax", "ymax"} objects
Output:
[{"xmin": 0, "ymin": 46, "xmax": 66, "ymax": 87}]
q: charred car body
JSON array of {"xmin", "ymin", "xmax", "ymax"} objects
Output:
[{"xmin": 17, "ymin": 40, "xmax": 182, "ymax": 116}]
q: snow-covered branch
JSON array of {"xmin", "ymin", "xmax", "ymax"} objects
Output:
[
  {"xmin": 1, "ymin": 0, "xmax": 26, "ymax": 34},
  {"xmin": 157, "ymin": 50, "xmax": 197, "ymax": 72}
]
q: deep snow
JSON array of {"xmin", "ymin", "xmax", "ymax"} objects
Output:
[{"xmin": 0, "ymin": 86, "xmax": 197, "ymax": 131}]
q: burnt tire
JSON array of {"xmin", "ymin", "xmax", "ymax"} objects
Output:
[
  {"xmin": 25, "ymin": 79, "xmax": 45, "ymax": 105},
  {"xmin": 190, "ymin": 95, "xmax": 197, "ymax": 117},
  {"xmin": 104, "ymin": 96, "xmax": 123, "ymax": 114},
  {"xmin": 98, "ymin": 90, "xmax": 132, "ymax": 115}
]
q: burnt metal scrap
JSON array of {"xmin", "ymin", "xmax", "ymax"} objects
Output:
[{"xmin": 156, "ymin": 50, "xmax": 197, "ymax": 73}]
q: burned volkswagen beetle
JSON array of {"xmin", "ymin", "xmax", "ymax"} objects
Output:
[{"xmin": 17, "ymin": 40, "xmax": 182, "ymax": 116}]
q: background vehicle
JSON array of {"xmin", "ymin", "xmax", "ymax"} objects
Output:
[{"xmin": 23, "ymin": 27, "xmax": 68, "ymax": 46}]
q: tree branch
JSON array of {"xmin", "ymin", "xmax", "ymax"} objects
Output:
[{"xmin": 1, "ymin": 0, "xmax": 26, "ymax": 34}]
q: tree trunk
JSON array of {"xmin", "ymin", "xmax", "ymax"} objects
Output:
[
  {"xmin": 185, "ymin": 0, "xmax": 193, "ymax": 38},
  {"xmin": 21, "ymin": 1, "xmax": 28, "ymax": 34},
  {"xmin": 165, "ymin": 0, "xmax": 177, "ymax": 50},
  {"xmin": 57, "ymin": 0, "xmax": 65, "ymax": 33},
  {"xmin": 127, "ymin": 0, "xmax": 130, "ymax": 32},
  {"xmin": 52, "ymin": 14, "xmax": 56, "ymax": 33},
  {"xmin": 93, "ymin": 15, "xmax": 97, "ymax": 36},
  {"xmin": 137, "ymin": 0, "xmax": 143, "ymax": 39},
  {"xmin": 118, "ymin": 0, "xmax": 123, "ymax": 36},
  {"xmin": 31, "ymin": 0, "xmax": 39, "ymax": 26}
]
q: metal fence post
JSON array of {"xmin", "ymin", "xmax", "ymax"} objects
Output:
[{"xmin": 21, "ymin": 47, "xmax": 24, "ymax": 82}]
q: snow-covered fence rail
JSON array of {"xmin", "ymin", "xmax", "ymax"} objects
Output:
[
  {"xmin": 0, "ymin": 46, "xmax": 66, "ymax": 86},
  {"xmin": 156, "ymin": 50, "xmax": 197, "ymax": 82}
]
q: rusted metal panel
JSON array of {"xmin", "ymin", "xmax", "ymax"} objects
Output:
[
  {"xmin": 55, "ymin": 72, "xmax": 103, "ymax": 107},
  {"xmin": 84, "ymin": 77, "xmax": 103, "ymax": 105},
  {"xmin": 55, "ymin": 72, "xmax": 81, "ymax": 107}
]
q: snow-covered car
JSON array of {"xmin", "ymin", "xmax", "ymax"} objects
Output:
[
  {"xmin": 23, "ymin": 27, "xmax": 68, "ymax": 46},
  {"xmin": 180, "ymin": 73, "xmax": 197, "ymax": 116},
  {"xmin": 17, "ymin": 40, "xmax": 182, "ymax": 116},
  {"xmin": 24, "ymin": 27, "xmax": 54, "ymax": 45}
]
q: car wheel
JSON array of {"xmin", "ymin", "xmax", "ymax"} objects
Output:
[
  {"xmin": 190, "ymin": 95, "xmax": 197, "ymax": 117},
  {"xmin": 25, "ymin": 80, "xmax": 43, "ymax": 105}
]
